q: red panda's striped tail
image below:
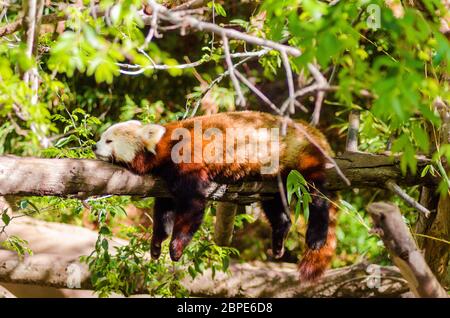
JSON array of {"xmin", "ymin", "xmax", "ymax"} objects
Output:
[{"xmin": 298, "ymin": 203, "xmax": 338, "ymax": 281}]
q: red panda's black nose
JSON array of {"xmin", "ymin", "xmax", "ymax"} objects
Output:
[{"xmin": 92, "ymin": 144, "xmax": 97, "ymax": 151}]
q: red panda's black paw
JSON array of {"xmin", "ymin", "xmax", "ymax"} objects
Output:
[
  {"xmin": 268, "ymin": 246, "xmax": 285, "ymax": 259},
  {"xmin": 150, "ymin": 243, "xmax": 161, "ymax": 260},
  {"xmin": 271, "ymin": 242, "xmax": 285, "ymax": 259},
  {"xmin": 273, "ymin": 246, "xmax": 285, "ymax": 259},
  {"xmin": 305, "ymin": 230, "xmax": 327, "ymax": 250}
]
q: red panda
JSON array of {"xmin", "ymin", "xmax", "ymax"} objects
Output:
[{"xmin": 93, "ymin": 111, "xmax": 337, "ymax": 281}]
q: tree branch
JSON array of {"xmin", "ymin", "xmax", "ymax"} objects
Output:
[
  {"xmin": 145, "ymin": 0, "xmax": 300, "ymax": 57},
  {"xmin": 367, "ymin": 202, "xmax": 448, "ymax": 298},
  {"xmin": 0, "ymin": 153, "xmax": 437, "ymax": 202},
  {"xmin": 308, "ymin": 64, "xmax": 329, "ymax": 126},
  {"xmin": 385, "ymin": 180, "xmax": 431, "ymax": 217},
  {"xmin": 222, "ymin": 33, "xmax": 245, "ymax": 107},
  {"xmin": 280, "ymin": 50, "xmax": 295, "ymax": 114}
]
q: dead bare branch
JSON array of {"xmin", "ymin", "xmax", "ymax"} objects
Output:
[
  {"xmin": 367, "ymin": 202, "xmax": 447, "ymax": 298},
  {"xmin": 308, "ymin": 64, "xmax": 329, "ymax": 126},
  {"xmin": 222, "ymin": 33, "xmax": 245, "ymax": 107},
  {"xmin": 145, "ymin": 0, "xmax": 301, "ymax": 56},
  {"xmin": 234, "ymin": 70, "xmax": 281, "ymax": 115},
  {"xmin": 385, "ymin": 180, "xmax": 432, "ymax": 217},
  {"xmin": 280, "ymin": 50, "xmax": 295, "ymax": 114}
]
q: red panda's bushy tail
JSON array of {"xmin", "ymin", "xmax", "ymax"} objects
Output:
[{"xmin": 298, "ymin": 203, "xmax": 338, "ymax": 282}]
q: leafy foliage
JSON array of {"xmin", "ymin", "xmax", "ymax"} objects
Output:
[{"xmin": 287, "ymin": 170, "xmax": 312, "ymax": 221}]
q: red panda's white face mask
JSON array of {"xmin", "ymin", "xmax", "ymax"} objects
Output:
[{"xmin": 94, "ymin": 120, "xmax": 166, "ymax": 163}]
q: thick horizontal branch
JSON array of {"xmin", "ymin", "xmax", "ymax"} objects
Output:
[{"xmin": 0, "ymin": 153, "xmax": 436, "ymax": 203}]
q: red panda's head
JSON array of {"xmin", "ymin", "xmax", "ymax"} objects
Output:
[{"xmin": 94, "ymin": 120, "xmax": 166, "ymax": 164}]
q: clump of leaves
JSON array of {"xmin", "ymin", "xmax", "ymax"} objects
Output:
[
  {"xmin": 81, "ymin": 204, "xmax": 238, "ymax": 297},
  {"xmin": 287, "ymin": 170, "xmax": 312, "ymax": 221},
  {"xmin": 81, "ymin": 231, "xmax": 189, "ymax": 297}
]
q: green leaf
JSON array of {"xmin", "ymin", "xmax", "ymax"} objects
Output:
[
  {"xmin": 420, "ymin": 165, "xmax": 430, "ymax": 178},
  {"xmin": 222, "ymin": 256, "xmax": 229, "ymax": 271},
  {"xmin": 102, "ymin": 238, "xmax": 109, "ymax": 251},
  {"xmin": 54, "ymin": 135, "xmax": 78, "ymax": 148},
  {"xmin": 287, "ymin": 170, "xmax": 311, "ymax": 220},
  {"xmin": 2, "ymin": 213, "xmax": 10, "ymax": 226},
  {"xmin": 99, "ymin": 226, "xmax": 111, "ymax": 236},
  {"xmin": 303, "ymin": 203, "xmax": 309, "ymax": 222},
  {"xmin": 411, "ymin": 124, "xmax": 430, "ymax": 153},
  {"xmin": 188, "ymin": 266, "xmax": 197, "ymax": 279},
  {"xmin": 208, "ymin": 2, "xmax": 227, "ymax": 17}
]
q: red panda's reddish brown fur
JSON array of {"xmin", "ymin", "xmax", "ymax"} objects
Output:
[
  {"xmin": 299, "ymin": 203, "xmax": 338, "ymax": 281},
  {"xmin": 97, "ymin": 111, "xmax": 338, "ymax": 282}
]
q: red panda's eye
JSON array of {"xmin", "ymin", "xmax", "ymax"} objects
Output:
[{"xmin": 106, "ymin": 139, "xmax": 112, "ymax": 144}]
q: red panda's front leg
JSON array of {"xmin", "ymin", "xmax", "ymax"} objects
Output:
[
  {"xmin": 261, "ymin": 194, "xmax": 292, "ymax": 259},
  {"xmin": 165, "ymin": 170, "xmax": 209, "ymax": 261},
  {"xmin": 151, "ymin": 198, "xmax": 175, "ymax": 259}
]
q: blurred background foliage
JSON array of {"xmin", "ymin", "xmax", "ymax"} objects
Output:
[{"xmin": 0, "ymin": 0, "xmax": 448, "ymax": 296}]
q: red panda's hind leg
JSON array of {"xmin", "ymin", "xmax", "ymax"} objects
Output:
[
  {"xmin": 151, "ymin": 198, "xmax": 175, "ymax": 260},
  {"xmin": 169, "ymin": 197, "xmax": 206, "ymax": 261},
  {"xmin": 305, "ymin": 183, "xmax": 330, "ymax": 250},
  {"xmin": 261, "ymin": 194, "xmax": 292, "ymax": 259}
]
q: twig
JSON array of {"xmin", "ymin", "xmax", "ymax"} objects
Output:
[
  {"xmin": 280, "ymin": 83, "xmax": 326, "ymax": 113},
  {"xmin": 329, "ymin": 0, "xmax": 341, "ymax": 6},
  {"xmin": 385, "ymin": 180, "xmax": 431, "ymax": 217},
  {"xmin": 118, "ymin": 59, "xmax": 204, "ymax": 75},
  {"xmin": 277, "ymin": 173, "xmax": 290, "ymax": 216},
  {"xmin": 211, "ymin": 0, "xmax": 215, "ymax": 51},
  {"xmin": 222, "ymin": 33, "xmax": 245, "ymax": 107},
  {"xmin": 170, "ymin": 0, "xmax": 205, "ymax": 12},
  {"xmin": 234, "ymin": 70, "xmax": 281, "ymax": 115},
  {"xmin": 308, "ymin": 64, "xmax": 329, "ymax": 126},
  {"xmin": 118, "ymin": 49, "xmax": 267, "ymax": 75},
  {"xmin": 190, "ymin": 51, "xmax": 268, "ymax": 116},
  {"xmin": 142, "ymin": 3, "xmax": 159, "ymax": 48},
  {"xmin": 281, "ymin": 50, "xmax": 295, "ymax": 114},
  {"xmin": 22, "ymin": 0, "xmax": 51, "ymax": 149}
]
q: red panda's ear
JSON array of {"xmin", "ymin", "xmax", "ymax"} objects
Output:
[{"xmin": 139, "ymin": 124, "xmax": 166, "ymax": 154}]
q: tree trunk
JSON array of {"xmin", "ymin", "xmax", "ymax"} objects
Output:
[{"xmin": 416, "ymin": 98, "xmax": 450, "ymax": 286}]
